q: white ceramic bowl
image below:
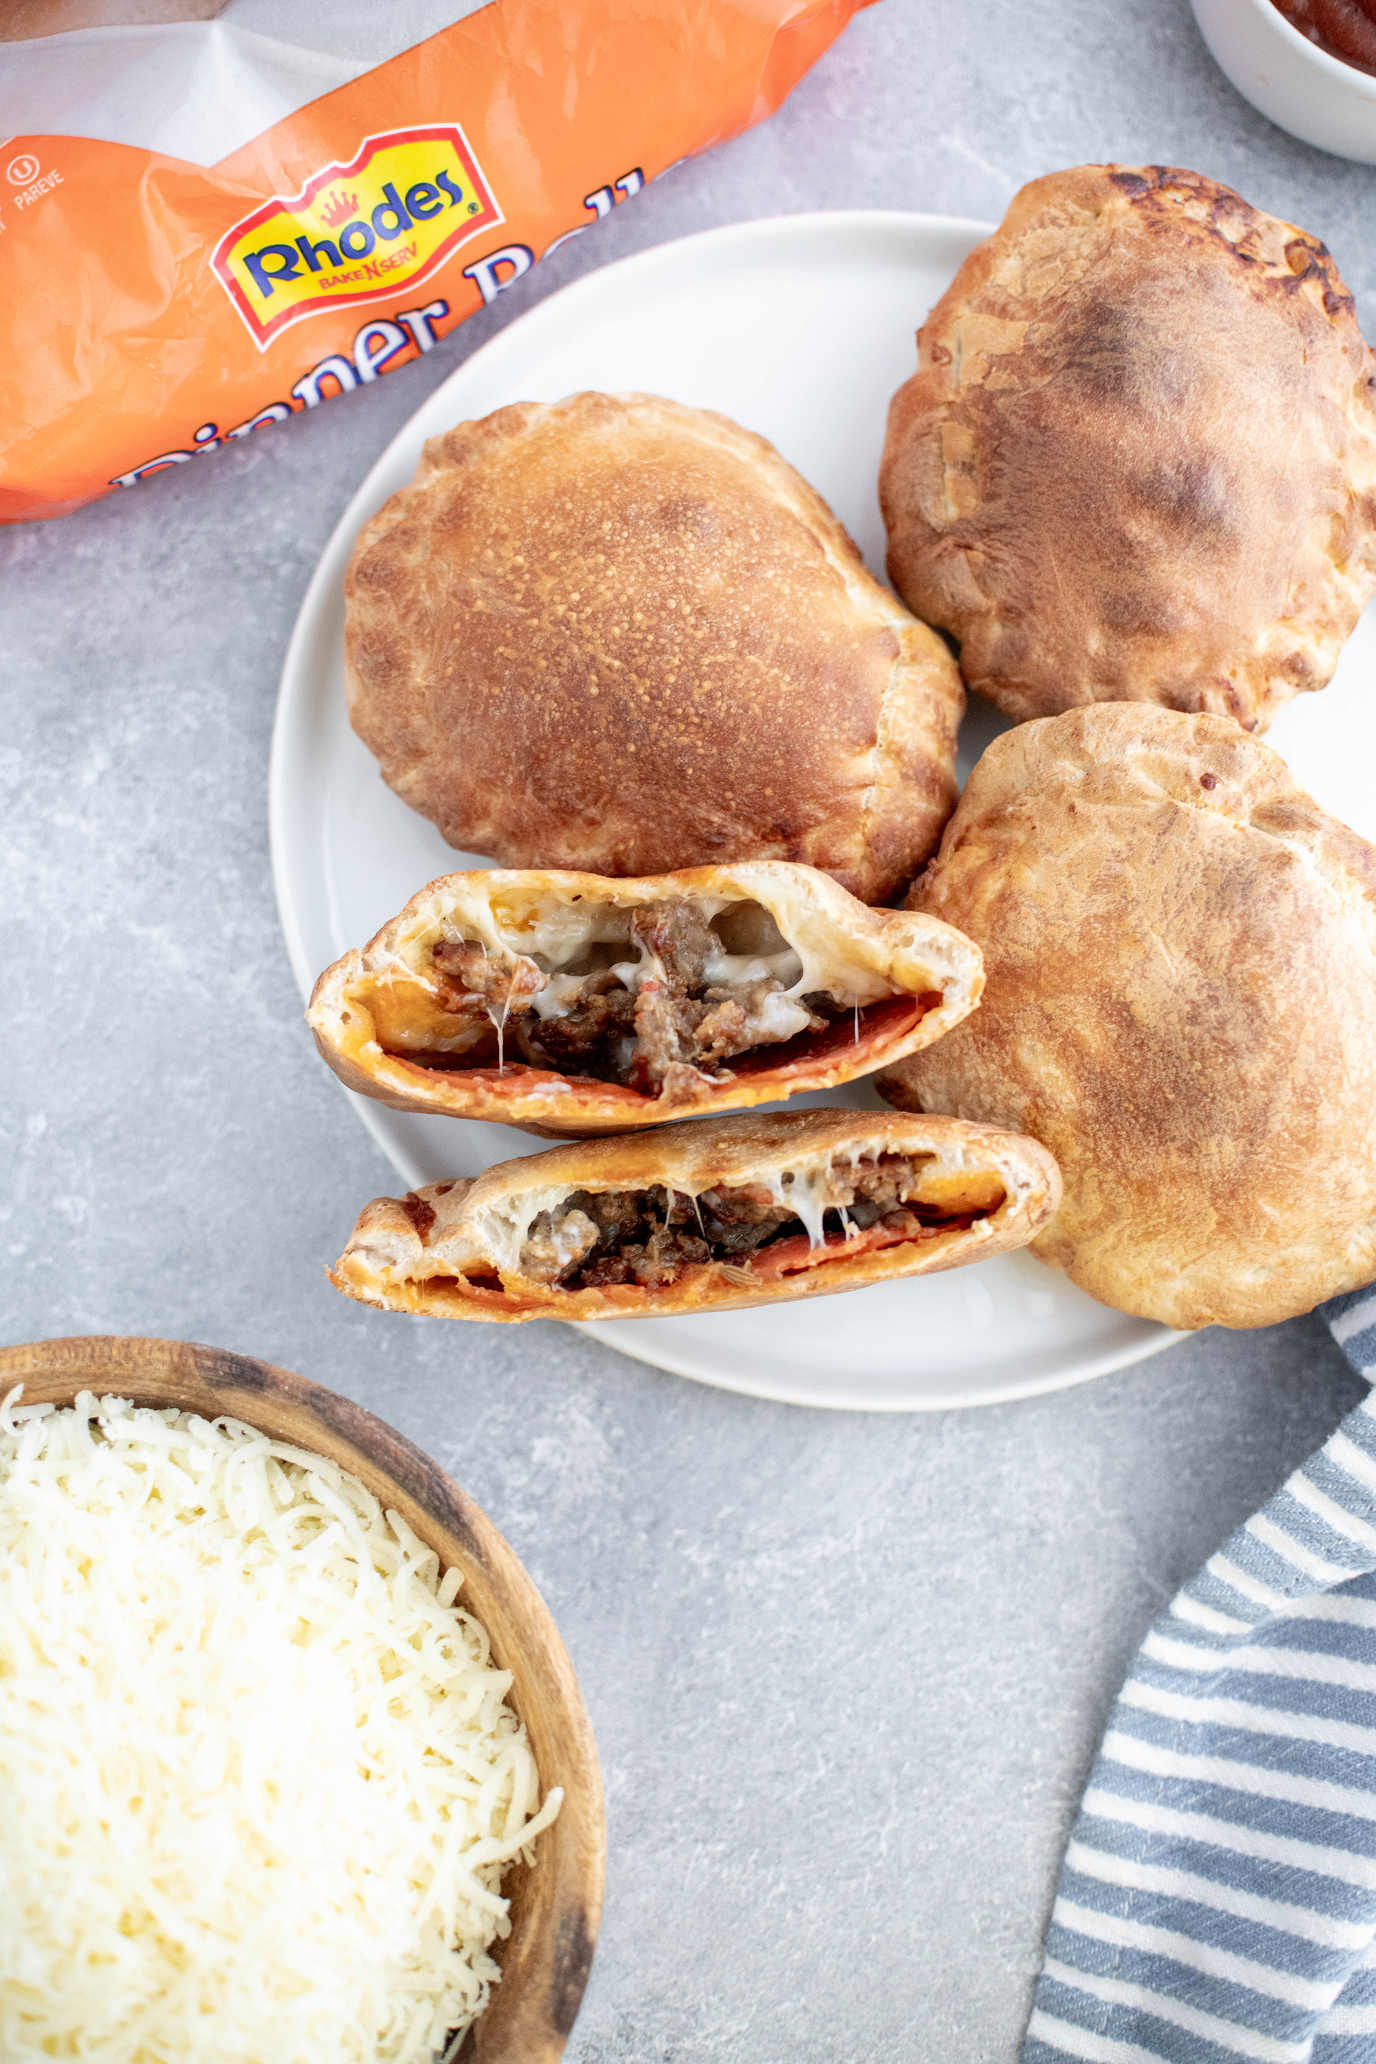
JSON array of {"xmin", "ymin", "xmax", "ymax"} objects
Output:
[{"xmin": 1192, "ymin": 0, "xmax": 1376, "ymax": 161}]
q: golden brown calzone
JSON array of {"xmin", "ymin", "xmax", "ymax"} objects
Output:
[
  {"xmin": 880, "ymin": 164, "xmax": 1376, "ymax": 733},
  {"xmin": 309, "ymin": 862, "xmax": 983, "ymax": 1139},
  {"xmin": 345, "ymin": 392, "xmax": 963, "ymax": 904},
  {"xmin": 877, "ymin": 705, "xmax": 1376, "ymax": 1330},
  {"xmin": 328, "ymin": 1108, "xmax": 1061, "ymax": 1323}
]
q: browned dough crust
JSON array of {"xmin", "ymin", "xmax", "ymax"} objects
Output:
[
  {"xmin": 880, "ymin": 164, "xmax": 1376, "ymax": 733},
  {"xmin": 328, "ymin": 1108, "xmax": 1062, "ymax": 1323},
  {"xmin": 307, "ymin": 861, "xmax": 984, "ymax": 1139},
  {"xmin": 345, "ymin": 392, "xmax": 964, "ymax": 904},
  {"xmin": 877, "ymin": 705, "xmax": 1376, "ymax": 1330}
]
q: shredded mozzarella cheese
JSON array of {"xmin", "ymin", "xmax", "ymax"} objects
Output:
[{"xmin": 0, "ymin": 1388, "xmax": 560, "ymax": 2064}]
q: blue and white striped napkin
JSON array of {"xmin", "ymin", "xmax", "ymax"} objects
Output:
[{"xmin": 1023, "ymin": 1287, "xmax": 1376, "ymax": 2064}]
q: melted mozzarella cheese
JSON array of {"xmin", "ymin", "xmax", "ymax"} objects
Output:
[
  {"xmin": 698, "ymin": 943, "xmax": 805, "ymax": 991},
  {"xmin": 733, "ymin": 988, "xmax": 814, "ymax": 1044},
  {"xmin": 414, "ymin": 893, "xmax": 894, "ymax": 1019},
  {"xmin": 470, "ymin": 1152, "xmax": 892, "ymax": 1275},
  {"xmin": 530, "ymin": 972, "xmax": 592, "ymax": 1022},
  {"xmin": 761, "ymin": 1163, "xmax": 846, "ymax": 1250}
]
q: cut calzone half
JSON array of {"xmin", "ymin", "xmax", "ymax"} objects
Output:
[
  {"xmin": 309, "ymin": 863, "xmax": 983, "ymax": 1139},
  {"xmin": 328, "ymin": 1108, "xmax": 1062, "ymax": 1323}
]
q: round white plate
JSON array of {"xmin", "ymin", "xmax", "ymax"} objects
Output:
[{"xmin": 271, "ymin": 209, "xmax": 1376, "ymax": 1410}]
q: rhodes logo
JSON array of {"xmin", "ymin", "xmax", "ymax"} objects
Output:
[{"xmin": 211, "ymin": 125, "xmax": 502, "ymax": 350}]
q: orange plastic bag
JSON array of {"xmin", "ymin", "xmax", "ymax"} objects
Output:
[{"xmin": 0, "ymin": 0, "xmax": 871, "ymax": 525}]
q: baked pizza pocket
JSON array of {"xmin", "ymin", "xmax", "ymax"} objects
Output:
[
  {"xmin": 309, "ymin": 861, "xmax": 983, "ymax": 1138},
  {"xmin": 328, "ymin": 1108, "xmax": 1061, "ymax": 1322}
]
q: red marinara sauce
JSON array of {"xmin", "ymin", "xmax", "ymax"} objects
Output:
[{"xmin": 1271, "ymin": 0, "xmax": 1376, "ymax": 75}]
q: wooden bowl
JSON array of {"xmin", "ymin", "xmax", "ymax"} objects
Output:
[{"xmin": 0, "ymin": 1335, "xmax": 605, "ymax": 2064}]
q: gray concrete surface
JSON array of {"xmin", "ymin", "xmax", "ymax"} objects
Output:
[{"xmin": 2, "ymin": 2, "xmax": 1373, "ymax": 2057}]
